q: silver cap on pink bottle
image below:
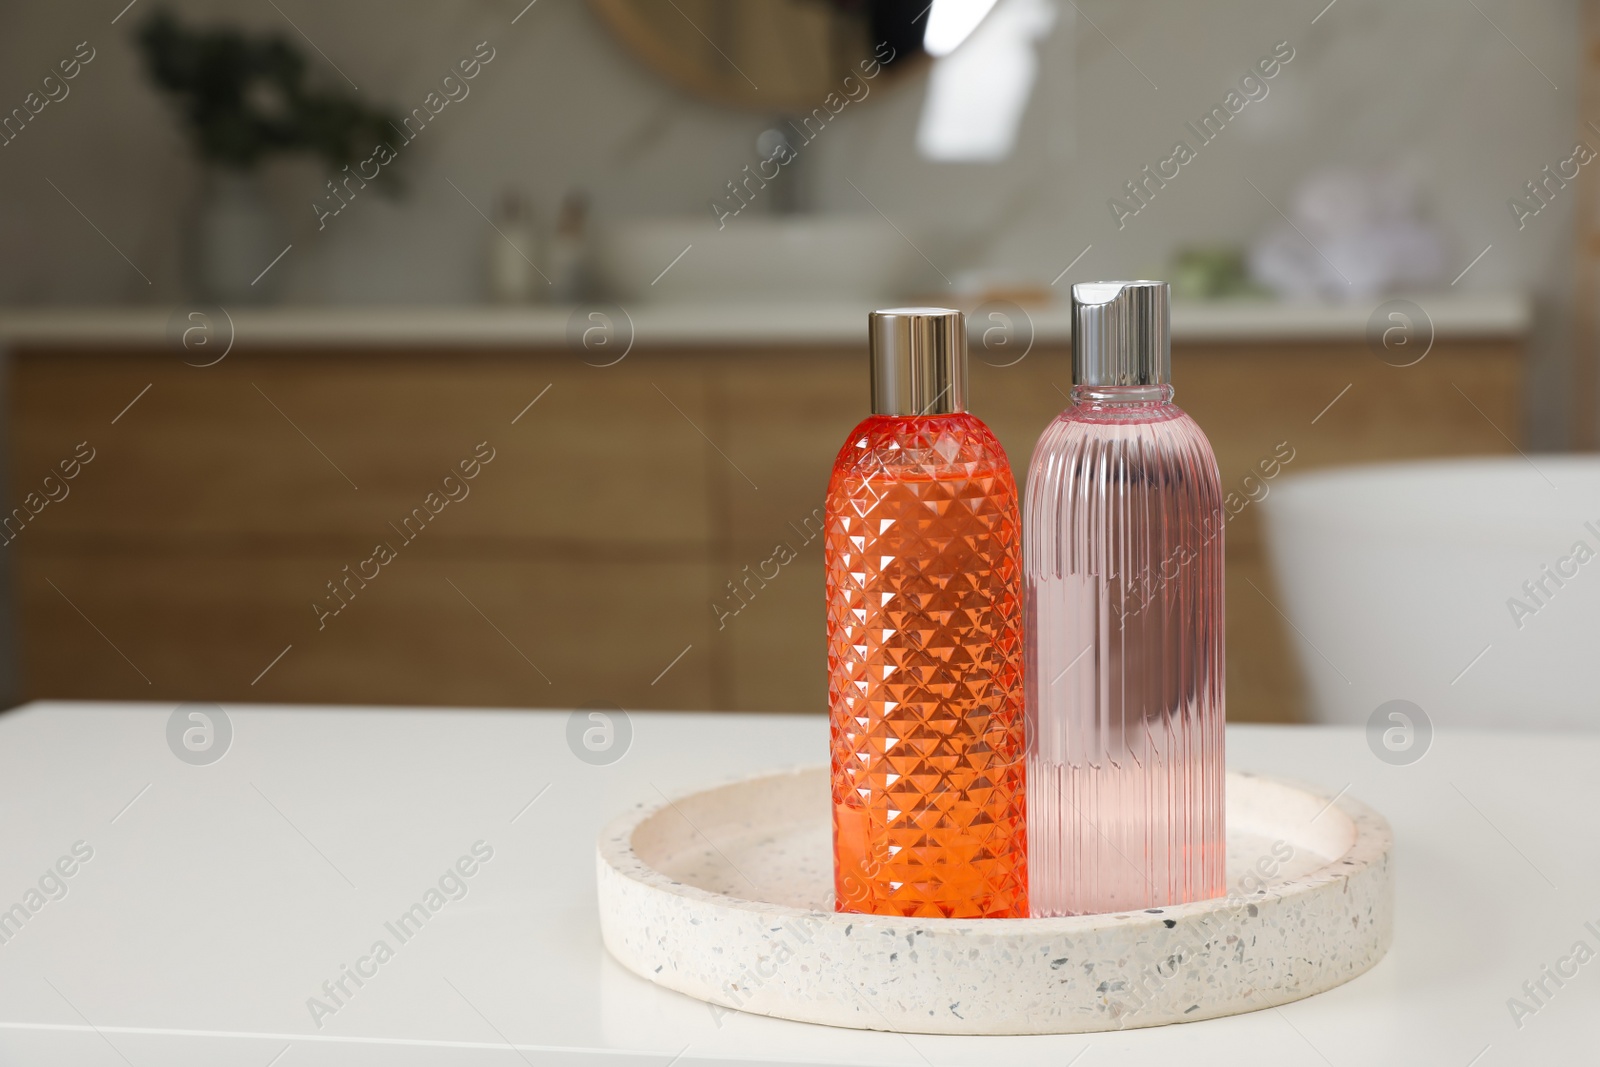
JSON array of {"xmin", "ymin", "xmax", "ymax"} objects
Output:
[
  {"xmin": 868, "ymin": 307, "xmax": 968, "ymax": 416},
  {"xmin": 1071, "ymin": 280, "xmax": 1171, "ymax": 386}
]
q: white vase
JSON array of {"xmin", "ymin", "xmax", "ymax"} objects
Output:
[{"xmin": 191, "ymin": 169, "xmax": 287, "ymax": 305}]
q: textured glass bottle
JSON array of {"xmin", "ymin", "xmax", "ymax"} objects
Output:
[
  {"xmin": 827, "ymin": 308, "xmax": 1028, "ymax": 919},
  {"xmin": 1025, "ymin": 282, "xmax": 1225, "ymax": 917}
]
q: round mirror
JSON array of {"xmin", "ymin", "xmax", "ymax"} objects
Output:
[{"xmin": 589, "ymin": 0, "xmax": 994, "ymax": 112}]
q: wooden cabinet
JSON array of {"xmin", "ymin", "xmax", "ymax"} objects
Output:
[{"xmin": 5, "ymin": 333, "xmax": 1521, "ymax": 721}]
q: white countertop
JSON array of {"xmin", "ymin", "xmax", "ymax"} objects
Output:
[
  {"xmin": 0, "ymin": 292, "xmax": 1530, "ymax": 349},
  {"xmin": 2, "ymin": 701, "xmax": 1592, "ymax": 1065}
]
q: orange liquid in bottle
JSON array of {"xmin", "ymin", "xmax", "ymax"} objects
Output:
[{"xmin": 825, "ymin": 413, "xmax": 1028, "ymax": 918}]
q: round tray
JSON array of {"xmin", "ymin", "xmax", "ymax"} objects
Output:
[{"xmin": 596, "ymin": 766, "xmax": 1392, "ymax": 1035}]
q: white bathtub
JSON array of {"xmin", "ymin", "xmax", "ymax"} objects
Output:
[{"xmin": 1258, "ymin": 456, "xmax": 1600, "ymax": 731}]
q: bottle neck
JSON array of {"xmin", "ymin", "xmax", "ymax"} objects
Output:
[{"xmin": 1071, "ymin": 383, "xmax": 1174, "ymax": 406}]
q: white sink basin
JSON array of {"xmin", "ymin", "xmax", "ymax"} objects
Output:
[{"xmin": 591, "ymin": 216, "xmax": 920, "ymax": 303}]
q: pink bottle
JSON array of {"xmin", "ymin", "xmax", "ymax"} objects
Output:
[{"xmin": 1024, "ymin": 281, "xmax": 1225, "ymax": 916}]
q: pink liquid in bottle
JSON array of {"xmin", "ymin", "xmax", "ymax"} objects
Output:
[{"xmin": 1024, "ymin": 282, "xmax": 1225, "ymax": 916}]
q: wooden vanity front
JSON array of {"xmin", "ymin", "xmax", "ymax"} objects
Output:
[{"xmin": 2, "ymin": 302, "xmax": 1525, "ymax": 721}]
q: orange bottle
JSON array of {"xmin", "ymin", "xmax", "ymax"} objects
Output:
[{"xmin": 825, "ymin": 308, "xmax": 1028, "ymax": 918}]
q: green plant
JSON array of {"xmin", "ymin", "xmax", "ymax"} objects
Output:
[{"xmin": 137, "ymin": 8, "xmax": 400, "ymax": 186}]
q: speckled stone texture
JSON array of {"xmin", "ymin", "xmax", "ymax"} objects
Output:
[{"xmin": 596, "ymin": 767, "xmax": 1392, "ymax": 1035}]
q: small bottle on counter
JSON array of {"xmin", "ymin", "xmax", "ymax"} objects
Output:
[
  {"xmin": 826, "ymin": 307, "xmax": 1029, "ymax": 919},
  {"xmin": 1025, "ymin": 280, "xmax": 1226, "ymax": 916},
  {"xmin": 486, "ymin": 190, "xmax": 541, "ymax": 304},
  {"xmin": 546, "ymin": 190, "xmax": 588, "ymax": 303}
]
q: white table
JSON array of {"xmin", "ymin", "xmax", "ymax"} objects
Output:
[{"xmin": 1, "ymin": 701, "xmax": 1592, "ymax": 1065}]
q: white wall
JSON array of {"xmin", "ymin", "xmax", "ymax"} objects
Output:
[{"xmin": 0, "ymin": 0, "xmax": 1582, "ymax": 436}]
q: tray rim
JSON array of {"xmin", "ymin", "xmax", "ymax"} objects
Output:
[{"xmin": 597, "ymin": 763, "xmax": 1392, "ymax": 931}]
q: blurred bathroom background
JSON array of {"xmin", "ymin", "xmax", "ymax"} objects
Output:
[{"xmin": 0, "ymin": 0, "xmax": 1592, "ymax": 731}]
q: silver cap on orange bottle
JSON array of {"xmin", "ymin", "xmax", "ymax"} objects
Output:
[
  {"xmin": 869, "ymin": 307, "xmax": 967, "ymax": 416},
  {"xmin": 1071, "ymin": 280, "xmax": 1171, "ymax": 386}
]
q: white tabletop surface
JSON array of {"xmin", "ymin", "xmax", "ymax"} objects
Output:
[
  {"xmin": 2, "ymin": 701, "xmax": 1592, "ymax": 1066},
  {"xmin": 0, "ymin": 292, "xmax": 1529, "ymax": 349}
]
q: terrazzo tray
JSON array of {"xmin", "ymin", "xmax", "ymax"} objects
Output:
[{"xmin": 596, "ymin": 767, "xmax": 1393, "ymax": 1035}]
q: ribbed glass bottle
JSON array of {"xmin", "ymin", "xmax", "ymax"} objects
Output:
[
  {"xmin": 1024, "ymin": 383, "xmax": 1225, "ymax": 916},
  {"xmin": 827, "ymin": 413, "xmax": 1029, "ymax": 918}
]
